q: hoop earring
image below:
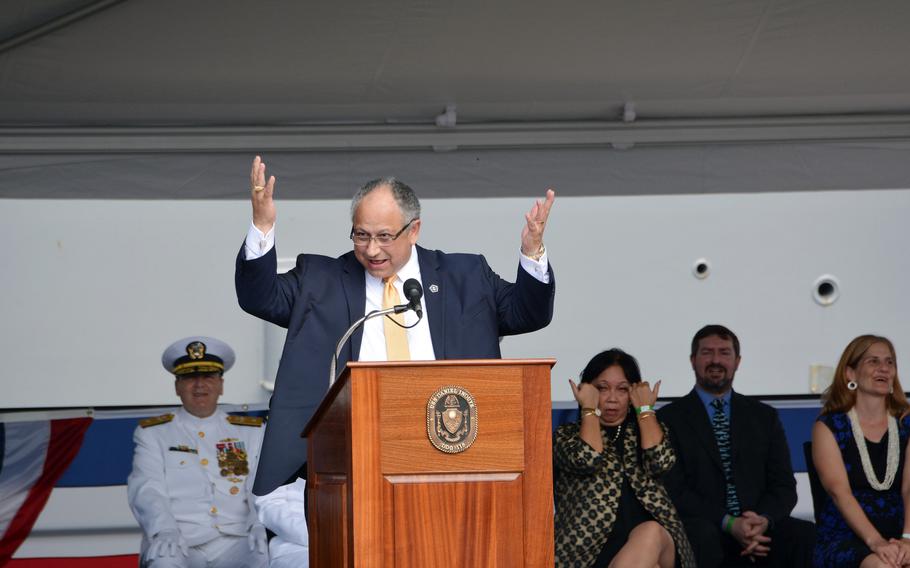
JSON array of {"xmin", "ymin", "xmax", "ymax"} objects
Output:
[{"xmin": 847, "ymin": 380, "xmax": 858, "ymax": 391}]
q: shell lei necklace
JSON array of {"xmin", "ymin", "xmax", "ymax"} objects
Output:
[{"xmin": 847, "ymin": 408, "xmax": 899, "ymax": 491}]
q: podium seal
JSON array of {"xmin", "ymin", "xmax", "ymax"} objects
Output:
[{"xmin": 426, "ymin": 386, "xmax": 477, "ymax": 453}]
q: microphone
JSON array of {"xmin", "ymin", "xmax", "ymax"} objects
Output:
[
  {"xmin": 402, "ymin": 278, "xmax": 423, "ymax": 318},
  {"xmin": 327, "ymin": 278, "xmax": 424, "ymax": 386}
]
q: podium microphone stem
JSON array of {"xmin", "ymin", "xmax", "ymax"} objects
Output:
[{"xmin": 329, "ymin": 305, "xmax": 405, "ymax": 387}]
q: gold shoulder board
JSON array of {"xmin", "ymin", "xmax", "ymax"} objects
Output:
[
  {"xmin": 227, "ymin": 415, "xmax": 264, "ymax": 427},
  {"xmin": 139, "ymin": 413, "xmax": 175, "ymax": 428}
]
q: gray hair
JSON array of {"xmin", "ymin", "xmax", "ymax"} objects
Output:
[{"xmin": 349, "ymin": 177, "xmax": 421, "ymax": 223}]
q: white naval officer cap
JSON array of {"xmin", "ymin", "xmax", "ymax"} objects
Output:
[{"xmin": 161, "ymin": 336, "xmax": 235, "ymax": 377}]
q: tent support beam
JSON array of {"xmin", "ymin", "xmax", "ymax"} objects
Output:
[{"xmin": 2, "ymin": 114, "xmax": 910, "ymax": 153}]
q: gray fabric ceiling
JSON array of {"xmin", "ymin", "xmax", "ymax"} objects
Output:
[
  {"xmin": 2, "ymin": 0, "xmax": 910, "ymax": 198},
  {"xmin": 4, "ymin": 0, "xmax": 910, "ymax": 124}
]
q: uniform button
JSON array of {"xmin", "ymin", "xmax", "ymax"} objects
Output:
[
  {"xmin": 200, "ymin": 458, "xmax": 209, "ymax": 466},
  {"xmin": 198, "ymin": 431, "xmax": 205, "ymax": 438},
  {"xmin": 210, "ymin": 506, "xmax": 217, "ymax": 515},
  {"xmin": 230, "ymin": 486, "xmax": 240, "ymax": 495}
]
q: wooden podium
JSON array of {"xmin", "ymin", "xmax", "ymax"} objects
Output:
[{"xmin": 302, "ymin": 359, "xmax": 555, "ymax": 567}]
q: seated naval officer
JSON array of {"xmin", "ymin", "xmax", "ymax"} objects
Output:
[{"xmin": 127, "ymin": 336, "xmax": 268, "ymax": 568}]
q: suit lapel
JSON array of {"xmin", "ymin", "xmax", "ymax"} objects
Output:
[
  {"xmin": 682, "ymin": 390, "xmax": 724, "ymax": 471},
  {"xmin": 341, "ymin": 253, "xmax": 366, "ymax": 362},
  {"xmin": 417, "ymin": 246, "xmax": 445, "ymax": 358},
  {"xmin": 729, "ymin": 392, "xmax": 746, "ymax": 463}
]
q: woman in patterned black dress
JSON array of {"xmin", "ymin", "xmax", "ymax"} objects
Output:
[
  {"xmin": 553, "ymin": 349, "xmax": 695, "ymax": 568},
  {"xmin": 813, "ymin": 335, "xmax": 910, "ymax": 568}
]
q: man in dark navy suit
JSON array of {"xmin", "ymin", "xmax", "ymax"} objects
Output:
[
  {"xmin": 236, "ymin": 156, "xmax": 556, "ymax": 496},
  {"xmin": 658, "ymin": 325, "xmax": 815, "ymax": 567}
]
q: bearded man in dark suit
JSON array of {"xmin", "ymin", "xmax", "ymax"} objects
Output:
[
  {"xmin": 658, "ymin": 324, "xmax": 815, "ymax": 567},
  {"xmin": 236, "ymin": 156, "xmax": 556, "ymax": 496}
]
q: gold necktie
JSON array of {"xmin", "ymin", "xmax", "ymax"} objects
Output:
[{"xmin": 382, "ymin": 275, "xmax": 410, "ymax": 360}]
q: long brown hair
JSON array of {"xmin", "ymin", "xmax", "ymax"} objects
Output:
[{"xmin": 821, "ymin": 334, "xmax": 908, "ymax": 417}]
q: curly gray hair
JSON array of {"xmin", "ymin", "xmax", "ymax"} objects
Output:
[{"xmin": 350, "ymin": 177, "xmax": 421, "ymax": 223}]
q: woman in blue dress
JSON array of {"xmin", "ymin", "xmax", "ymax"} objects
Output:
[{"xmin": 813, "ymin": 335, "xmax": 910, "ymax": 568}]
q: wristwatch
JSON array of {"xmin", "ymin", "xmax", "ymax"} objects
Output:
[{"xmin": 581, "ymin": 407, "xmax": 601, "ymax": 418}]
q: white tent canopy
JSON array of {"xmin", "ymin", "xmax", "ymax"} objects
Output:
[
  {"xmin": 2, "ymin": 0, "xmax": 910, "ymax": 199},
  {"xmin": 4, "ymin": 0, "xmax": 910, "ymax": 125}
]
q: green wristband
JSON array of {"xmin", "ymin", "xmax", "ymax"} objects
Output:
[
  {"xmin": 635, "ymin": 405, "xmax": 653, "ymax": 415},
  {"xmin": 724, "ymin": 514, "xmax": 737, "ymax": 534}
]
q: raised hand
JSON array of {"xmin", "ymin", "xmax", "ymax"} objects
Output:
[
  {"xmin": 569, "ymin": 379, "xmax": 599, "ymax": 409},
  {"xmin": 629, "ymin": 380, "xmax": 661, "ymax": 409},
  {"xmin": 250, "ymin": 155, "xmax": 277, "ymax": 233},
  {"xmin": 520, "ymin": 189, "xmax": 556, "ymax": 258}
]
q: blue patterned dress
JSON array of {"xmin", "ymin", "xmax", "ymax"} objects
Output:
[{"xmin": 813, "ymin": 412, "xmax": 910, "ymax": 567}]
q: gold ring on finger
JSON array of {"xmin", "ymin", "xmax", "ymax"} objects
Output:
[{"xmin": 253, "ymin": 185, "xmax": 265, "ymax": 192}]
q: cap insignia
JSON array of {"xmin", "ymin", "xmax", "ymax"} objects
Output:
[{"xmin": 186, "ymin": 341, "xmax": 207, "ymax": 360}]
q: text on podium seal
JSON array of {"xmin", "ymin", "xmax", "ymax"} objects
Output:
[{"xmin": 426, "ymin": 386, "xmax": 478, "ymax": 453}]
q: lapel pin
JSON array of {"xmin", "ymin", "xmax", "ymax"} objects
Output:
[{"xmin": 429, "ymin": 284, "xmax": 439, "ymax": 293}]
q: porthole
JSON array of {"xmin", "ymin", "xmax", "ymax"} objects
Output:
[
  {"xmin": 812, "ymin": 275, "xmax": 840, "ymax": 306},
  {"xmin": 692, "ymin": 258, "xmax": 711, "ymax": 280}
]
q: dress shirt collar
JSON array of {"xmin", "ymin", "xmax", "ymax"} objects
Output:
[{"xmin": 359, "ymin": 245, "xmax": 435, "ymax": 361}]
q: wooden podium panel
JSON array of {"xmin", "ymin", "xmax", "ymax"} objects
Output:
[
  {"xmin": 383, "ymin": 474, "xmax": 524, "ymax": 567},
  {"xmin": 312, "ymin": 474, "xmax": 348, "ymax": 567},
  {"xmin": 379, "ymin": 365, "xmax": 525, "ymax": 473},
  {"xmin": 305, "ymin": 359, "xmax": 554, "ymax": 567}
]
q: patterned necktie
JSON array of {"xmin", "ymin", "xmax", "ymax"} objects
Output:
[
  {"xmin": 711, "ymin": 397, "xmax": 741, "ymax": 516},
  {"xmin": 382, "ymin": 275, "xmax": 410, "ymax": 360}
]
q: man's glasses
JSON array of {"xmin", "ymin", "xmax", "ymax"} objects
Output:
[{"xmin": 350, "ymin": 219, "xmax": 415, "ymax": 247}]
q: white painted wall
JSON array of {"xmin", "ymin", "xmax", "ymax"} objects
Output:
[
  {"xmin": 1, "ymin": 200, "xmax": 269, "ymax": 407},
  {"xmin": 2, "ymin": 188, "xmax": 908, "ymax": 407}
]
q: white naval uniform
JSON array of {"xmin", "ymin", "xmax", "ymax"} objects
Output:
[
  {"xmin": 127, "ymin": 407, "xmax": 268, "ymax": 568},
  {"xmin": 255, "ymin": 478, "xmax": 309, "ymax": 568}
]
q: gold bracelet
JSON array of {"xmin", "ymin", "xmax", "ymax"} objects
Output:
[
  {"xmin": 525, "ymin": 244, "xmax": 545, "ymax": 261},
  {"xmin": 637, "ymin": 411, "xmax": 656, "ymax": 420}
]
